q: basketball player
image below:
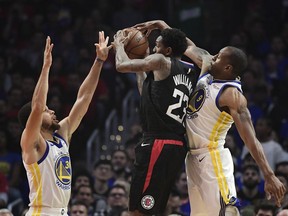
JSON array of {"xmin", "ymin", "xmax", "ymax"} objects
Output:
[
  {"xmin": 113, "ymin": 27, "xmax": 199, "ymax": 215},
  {"xmin": 134, "ymin": 20, "xmax": 286, "ymax": 216},
  {"xmin": 185, "ymin": 48, "xmax": 286, "ymax": 216},
  {"xmin": 17, "ymin": 32, "xmax": 111, "ymax": 216}
]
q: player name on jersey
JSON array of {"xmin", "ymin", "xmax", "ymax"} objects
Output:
[{"xmin": 173, "ymin": 74, "xmax": 193, "ymax": 94}]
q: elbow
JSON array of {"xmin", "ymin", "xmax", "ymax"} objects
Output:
[{"xmin": 115, "ymin": 64, "xmax": 126, "ymax": 73}]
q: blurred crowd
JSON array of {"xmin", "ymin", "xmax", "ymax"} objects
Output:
[{"xmin": 0, "ymin": 0, "xmax": 288, "ymax": 215}]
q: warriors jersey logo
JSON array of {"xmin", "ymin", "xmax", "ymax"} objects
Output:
[
  {"xmin": 55, "ymin": 154, "xmax": 71, "ymax": 186},
  {"xmin": 187, "ymin": 88, "xmax": 205, "ymax": 117},
  {"xmin": 141, "ymin": 195, "xmax": 155, "ymax": 210}
]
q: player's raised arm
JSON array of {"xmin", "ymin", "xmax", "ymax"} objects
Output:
[
  {"xmin": 58, "ymin": 31, "xmax": 111, "ymax": 143},
  {"xmin": 20, "ymin": 36, "xmax": 53, "ymax": 164}
]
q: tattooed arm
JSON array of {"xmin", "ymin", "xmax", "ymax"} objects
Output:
[
  {"xmin": 136, "ymin": 72, "xmax": 147, "ymax": 95},
  {"xmin": 184, "ymin": 45, "xmax": 212, "ymax": 69},
  {"xmin": 115, "ymin": 51, "xmax": 167, "ymax": 73},
  {"xmin": 114, "ymin": 30, "xmax": 170, "ymax": 80}
]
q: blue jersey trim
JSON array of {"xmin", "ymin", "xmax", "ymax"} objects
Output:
[
  {"xmin": 199, "ymin": 72, "xmax": 209, "ymax": 80},
  {"xmin": 54, "ymin": 132, "xmax": 68, "ymax": 147},
  {"xmin": 38, "ymin": 142, "xmax": 49, "ymax": 165},
  {"xmin": 212, "ymin": 79, "xmax": 241, "ymax": 84},
  {"xmin": 215, "ymin": 84, "xmax": 242, "ymax": 110}
]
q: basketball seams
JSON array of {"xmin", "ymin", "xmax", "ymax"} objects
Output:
[
  {"xmin": 128, "ymin": 41, "xmax": 149, "ymax": 53},
  {"xmin": 125, "ymin": 31, "xmax": 139, "ymax": 52},
  {"xmin": 124, "ymin": 29, "xmax": 149, "ymax": 59}
]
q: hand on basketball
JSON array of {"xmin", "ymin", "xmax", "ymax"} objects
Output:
[
  {"xmin": 113, "ymin": 30, "xmax": 130, "ymax": 47},
  {"xmin": 133, "ymin": 20, "xmax": 169, "ymax": 37},
  {"xmin": 95, "ymin": 31, "xmax": 112, "ymax": 61},
  {"xmin": 133, "ymin": 21, "xmax": 155, "ymax": 37},
  {"xmin": 264, "ymin": 175, "xmax": 286, "ymax": 207}
]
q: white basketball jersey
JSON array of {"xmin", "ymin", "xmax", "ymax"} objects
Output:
[
  {"xmin": 186, "ymin": 73, "xmax": 242, "ymax": 150},
  {"xmin": 23, "ymin": 133, "xmax": 72, "ymax": 213}
]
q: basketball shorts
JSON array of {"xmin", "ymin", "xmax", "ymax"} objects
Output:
[
  {"xmin": 185, "ymin": 147, "xmax": 239, "ymax": 216},
  {"xmin": 129, "ymin": 136, "xmax": 187, "ymax": 215}
]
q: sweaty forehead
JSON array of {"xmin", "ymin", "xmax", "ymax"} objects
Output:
[{"xmin": 219, "ymin": 47, "xmax": 230, "ymax": 57}]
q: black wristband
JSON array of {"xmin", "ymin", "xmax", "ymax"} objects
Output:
[{"xmin": 96, "ymin": 57, "xmax": 104, "ymax": 63}]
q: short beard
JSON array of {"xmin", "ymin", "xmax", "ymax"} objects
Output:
[
  {"xmin": 50, "ymin": 122, "xmax": 60, "ymax": 131},
  {"xmin": 244, "ymin": 181, "xmax": 258, "ymax": 189}
]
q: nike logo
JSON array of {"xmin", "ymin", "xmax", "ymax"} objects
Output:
[
  {"xmin": 141, "ymin": 143, "xmax": 150, "ymax": 147},
  {"xmin": 199, "ymin": 156, "xmax": 205, "ymax": 162}
]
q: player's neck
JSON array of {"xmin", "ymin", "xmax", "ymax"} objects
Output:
[{"xmin": 40, "ymin": 130, "xmax": 54, "ymax": 141}]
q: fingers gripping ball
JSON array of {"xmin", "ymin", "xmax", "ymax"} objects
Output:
[{"xmin": 125, "ymin": 29, "xmax": 149, "ymax": 59}]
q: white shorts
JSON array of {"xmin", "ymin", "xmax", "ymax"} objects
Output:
[
  {"xmin": 26, "ymin": 207, "xmax": 68, "ymax": 216},
  {"xmin": 185, "ymin": 147, "xmax": 237, "ymax": 216}
]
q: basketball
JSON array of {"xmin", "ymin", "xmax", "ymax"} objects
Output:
[{"xmin": 124, "ymin": 28, "xmax": 149, "ymax": 59}]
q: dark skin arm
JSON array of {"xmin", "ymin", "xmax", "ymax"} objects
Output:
[
  {"xmin": 219, "ymin": 87, "xmax": 286, "ymax": 207},
  {"xmin": 136, "ymin": 72, "xmax": 146, "ymax": 95},
  {"xmin": 133, "ymin": 19, "xmax": 208, "ymax": 68},
  {"xmin": 113, "ymin": 30, "xmax": 171, "ymax": 81}
]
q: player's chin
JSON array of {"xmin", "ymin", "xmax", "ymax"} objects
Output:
[{"xmin": 51, "ymin": 122, "xmax": 61, "ymax": 131}]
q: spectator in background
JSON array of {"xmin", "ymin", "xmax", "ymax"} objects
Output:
[
  {"xmin": 247, "ymin": 82, "xmax": 271, "ymax": 126},
  {"xmin": 241, "ymin": 117, "xmax": 288, "ymax": 171},
  {"xmin": 164, "ymin": 190, "xmax": 184, "ymax": 216},
  {"xmin": 225, "ymin": 130, "xmax": 242, "ymax": 172},
  {"xmin": 276, "ymin": 162, "xmax": 288, "ymax": 177},
  {"xmin": 95, "ymin": 184, "xmax": 128, "ymax": 216},
  {"xmin": 71, "ymin": 169, "xmax": 94, "ymax": 199},
  {"xmin": 72, "ymin": 185, "xmax": 96, "ymax": 216},
  {"xmin": 0, "ymin": 209, "xmax": 13, "ymax": 216},
  {"xmin": 70, "ymin": 200, "xmax": 89, "ymax": 216},
  {"xmin": 254, "ymin": 201, "xmax": 277, "ymax": 216},
  {"xmin": 174, "ymin": 169, "xmax": 190, "ymax": 216},
  {"xmin": 0, "ymin": 130, "xmax": 22, "ymax": 204},
  {"xmin": 110, "ymin": 150, "xmax": 131, "ymax": 184},
  {"xmin": 124, "ymin": 137, "xmax": 138, "ymax": 172},
  {"xmin": 72, "ymin": 169, "xmax": 107, "ymax": 213},
  {"xmin": 92, "ymin": 159, "xmax": 113, "ymax": 197},
  {"xmin": 237, "ymin": 165, "xmax": 265, "ymax": 208}
]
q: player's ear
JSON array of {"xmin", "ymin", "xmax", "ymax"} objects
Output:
[
  {"xmin": 165, "ymin": 47, "xmax": 172, "ymax": 56},
  {"xmin": 225, "ymin": 64, "xmax": 232, "ymax": 72}
]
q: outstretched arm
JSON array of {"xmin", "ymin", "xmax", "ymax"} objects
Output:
[
  {"xmin": 58, "ymin": 31, "xmax": 111, "ymax": 143},
  {"xmin": 20, "ymin": 36, "xmax": 53, "ymax": 164},
  {"xmin": 219, "ymin": 87, "xmax": 286, "ymax": 207}
]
